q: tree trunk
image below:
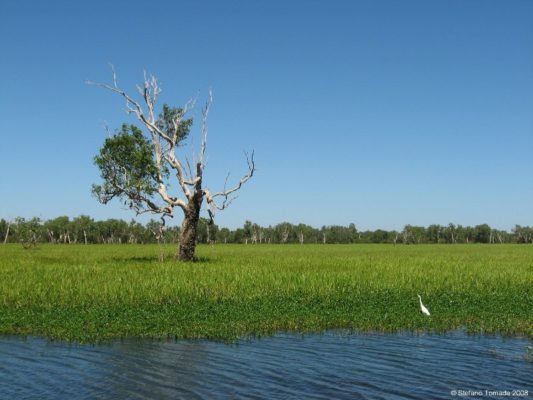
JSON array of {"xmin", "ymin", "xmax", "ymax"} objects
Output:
[
  {"xmin": 3, "ymin": 223, "xmax": 10, "ymax": 244},
  {"xmin": 177, "ymin": 193, "xmax": 202, "ymax": 261}
]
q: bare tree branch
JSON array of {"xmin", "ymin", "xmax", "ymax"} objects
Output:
[
  {"xmin": 203, "ymin": 151, "xmax": 255, "ymax": 211},
  {"xmin": 199, "ymin": 89, "xmax": 213, "ymax": 168},
  {"xmin": 88, "ymin": 67, "xmax": 191, "ymax": 213},
  {"xmin": 89, "ymin": 67, "xmax": 255, "ymax": 261}
]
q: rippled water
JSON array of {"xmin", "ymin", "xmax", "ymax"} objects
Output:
[{"xmin": 1, "ymin": 331, "xmax": 531, "ymax": 399}]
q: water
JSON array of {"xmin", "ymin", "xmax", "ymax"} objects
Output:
[{"xmin": 0, "ymin": 331, "xmax": 531, "ymax": 399}]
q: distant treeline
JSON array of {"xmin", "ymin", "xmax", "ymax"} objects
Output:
[{"xmin": 1, "ymin": 217, "xmax": 532, "ymax": 246}]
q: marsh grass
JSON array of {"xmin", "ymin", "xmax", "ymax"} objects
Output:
[{"xmin": 0, "ymin": 244, "xmax": 531, "ymax": 342}]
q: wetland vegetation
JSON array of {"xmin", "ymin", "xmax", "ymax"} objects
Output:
[{"xmin": 0, "ymin": 243, "xmax": 531, "ymax": 342}]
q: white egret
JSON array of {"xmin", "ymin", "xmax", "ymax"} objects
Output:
[{"xmin": 417, "ymin": 294, "xmax": 431, "ymax": 316}]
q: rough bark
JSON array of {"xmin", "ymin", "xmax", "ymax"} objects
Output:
[{"xmin": 177, "ymin": 193, "xmax": 203, "ymax": 261}]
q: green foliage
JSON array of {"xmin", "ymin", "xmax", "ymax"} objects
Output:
[
  {"xmin": 475, "ymin": 224, "xmax": 492, "ymax": 243},
  {"xmin": 0, "ymin": 244, "xmax": 531, "ymax": 342},
  {"xmin": 92, "ymin": 105, "xmax": 193, "ymax": 214},
  {"xmin": 92, "ymin": 124, "xmax": 161, "ymax": 207},
  {"xmin": 2, "ymin": 216, "xmax": 533, "ymax": 245},
  {"xmin": 71, "ymin": 215, "xmax": 95, "ymax": 243},
  {"xmin": 197, "ymin": 218, "xmax": 218, "ymax": 243},
  {"xmin": 513, "ymin": 225, "xmax": 533, "ymax": 243},
  {"xmin": 44, "ymin": 216, "xmax": 71, "ymax": 243},
  {"xmin": 15, "ymin": 217, "xmax": 42, "ymax": 249},
  {"xmin": 0, "ymin": 219, "xmax": 8, "ymax": 242},
  {"xmin": 156, "ymin": 104, "xmax": 192, "ymax": 145}
]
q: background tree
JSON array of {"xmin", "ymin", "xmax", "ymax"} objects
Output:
[
  {"xmin": 444, "ymin": 223, "xmax": 457, "ymax": 243},
  {"xmin": 127, "ymin": 220, "xmax": 145, "ymax": 244},
  {"xmin": 0, "ymin": 219, "xmax": 10, "ymax": 244},
  {"xmin": 367, "ymin": 229, "xmax": 392, "ymax": 243},
  {"xmin": 243, "ymin": 220, "xmax": 254, "ymax": 244},
  {"xmin": 88, "ymin": 70, "xmax": 255, "ymax": 261},
  {"xmin": 402, "ymin": 225, "xmax": 424, "ymax": 244},
  {"xmin": 71, "ymin": 215, "xmax": 95, "ymax": 244},
  {"xmin": 3, "ymin": 213, "xmax": 532, "ymax": 245},
  {"xmin": 426, "ymin": 224, "xmax": 442, "ymax": 243},
  {"xmin": 44, "ymin": 216, "xmax": 71, "ymax": 244},
  {"xmin": 512, "ymin": 225, "xmax": 533, "ymax": 243},
  {"xmin": 275, "ymin": 222, "xmax": 293, "ymax": 244},
  {"xmin": 15, "ymin": 217, "xmax": 42, "ymax": 249},
  {"xmin": 216, "ymin": 227, "xmax": 231, "ymax": 244},
  {"xmin": 474, "ymin": 224, "xmax": 491, "ymax": 243},
  {"xmin": 197, "ymin": 218, "xmax": 219, "ymax": 244}
]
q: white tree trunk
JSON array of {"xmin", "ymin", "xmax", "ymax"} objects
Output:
[
  {"xmin": 3, "ymin": 223, "xmax": 10, "ymax": 244},
  {"xmin": 88, "ymin": 69, "xmax": 254, "ymax": 261}
]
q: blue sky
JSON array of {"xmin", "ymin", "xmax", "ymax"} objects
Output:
[{"xmin": 0, "ymin": 0, "xmax": 531, "ymax": 230}]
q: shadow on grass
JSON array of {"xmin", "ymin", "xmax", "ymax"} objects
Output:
[
  {"xmin": 192, "ymin": 256, "xmax": 211, "ymax": 263},
  {"xmin": 107, "ymin": 255, "xmax": 212, "ymax": 264}
]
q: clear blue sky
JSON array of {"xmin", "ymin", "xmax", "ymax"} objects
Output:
[{"xmin": 0, "ymin": 0, "xmax": 532, "ymax": 231}]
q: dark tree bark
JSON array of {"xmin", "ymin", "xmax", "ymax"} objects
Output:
[{"xmin": 178, "ymin": 193, "xmax": 203, "ymax": 261}]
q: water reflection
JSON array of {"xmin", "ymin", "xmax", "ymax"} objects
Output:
[{"xmin": 0, "ymin": 331, "xmax": 531, "ymax": 399}]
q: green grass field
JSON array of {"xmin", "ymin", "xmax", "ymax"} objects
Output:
[{"xmin": 0, "ymin": 244, "xmax": 531, "ymax": 342}]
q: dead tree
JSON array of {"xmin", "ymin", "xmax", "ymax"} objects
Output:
[
  {"xmin": 206, "ymin": 223, "xmax": 211, "ymax": 244},
  {"xmin": 148, "ymin": 218, "xmax": 166, "ymax": 262},
  {"xmin": 281, "ymin": 228, "xmax": 289, "ymax": 244},
  {"xmin": 88, "ymin": 69, "xmax": 254, "ymax": 261},
  {"xmin": 3, "ymin": 223, "xmax": 10, "ymax": 244}
]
